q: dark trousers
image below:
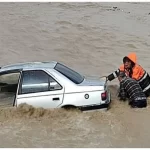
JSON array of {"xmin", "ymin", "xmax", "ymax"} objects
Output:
[
  {"xmin": 145, "ymin": 88, "xmax": 150, "ymax": 97},
  {"xmin": 129, "ymin": 100, "xmax": 147, "ymax": 108}
]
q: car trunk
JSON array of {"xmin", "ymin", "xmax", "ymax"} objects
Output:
[{"xmin": 78, "ymin": 76, "xmax": 106, "ymax": 87}]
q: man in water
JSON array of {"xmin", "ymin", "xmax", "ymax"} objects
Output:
[
  {"xmin": 118, "ymin": 71, "xmax": 147, "ymax": 108},
  {"xmin": 107, "ymin": 52, "xmax": 150, "ymax": 97}
]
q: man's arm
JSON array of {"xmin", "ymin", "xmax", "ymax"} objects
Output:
[
  {"xmin": 107, "ymin": 64, "xmax": 125, "ymax": 82},
  {"xmin": 107, "ymin": 69, "xmax": 120, "ymax": 81}
]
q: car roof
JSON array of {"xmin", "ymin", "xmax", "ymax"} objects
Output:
[{"xmin": 0, "ymin": 61, "xmax": 58, "ymax": 73}]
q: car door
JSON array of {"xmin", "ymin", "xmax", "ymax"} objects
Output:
[
  {"xmin": 0, "ymin": 69, "xmax": 21, "ymax": 107},
  {"xmin": 16, "ymin": 70, "xmax": 64, "ymax": 108}
]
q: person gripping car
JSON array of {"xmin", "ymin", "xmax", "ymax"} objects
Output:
[
  {"xmin": 107, "ymin": 52, "xmax": 150, "ymax": 97},
  {"xmin": 118, "ymin": 71, "xmax": 147, "ymax": 108}
]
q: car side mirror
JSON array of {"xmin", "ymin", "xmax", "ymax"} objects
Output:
[{"xmin": 50, "ymin": 81, "xmax": 61, "ymax": 90}]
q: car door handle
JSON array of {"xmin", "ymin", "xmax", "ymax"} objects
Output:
[{"xmin": 52, "ymin": 97, "xmax": 60, "ymax": 101}]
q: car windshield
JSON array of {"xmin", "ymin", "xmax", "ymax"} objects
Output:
[{"xmin": 54, "ymin": 63, "xmax": 84, "ymax": 84}]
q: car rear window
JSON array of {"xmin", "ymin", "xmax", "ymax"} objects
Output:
[{"xmin": 54, "ymin": 63, "xmax": 84, "ymax": 84}]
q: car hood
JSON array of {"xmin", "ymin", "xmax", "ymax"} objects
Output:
[{"xmin": 79, "ymin": 76, "xmax": 106, "ymax": 86}]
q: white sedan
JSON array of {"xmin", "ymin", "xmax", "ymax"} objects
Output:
[{"xmin": 0, "ymin": 61, "xmax": 111, "ymax": 111}]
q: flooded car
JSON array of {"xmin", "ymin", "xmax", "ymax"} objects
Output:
[{"xmin": 0, "ymin": 61, "xmax": 111, "ymax": 111}]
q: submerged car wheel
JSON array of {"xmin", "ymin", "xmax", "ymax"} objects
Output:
[{"xmin": 62, "ymin": 105, "xmax": 78, "ymax": 111}]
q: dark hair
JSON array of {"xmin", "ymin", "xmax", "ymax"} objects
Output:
[
  {"xmin": 123, "ymin": 56, "xmax": 135, "ymax": 67},
  {"xmin": 123, "ymin": 56, "xmax": 130, "ymax": 63}
]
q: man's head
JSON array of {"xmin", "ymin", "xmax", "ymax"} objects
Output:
[
  {"xmin": 123, "ymin": 53, "xmax": 136, "ymax": 69},
  {"xmin": 118, "ymin": 71, "xmax": 126, "ymax": 82},
  {"xmin": 123, "ymin": 57, "xmax": 133, "ymax": 69}
]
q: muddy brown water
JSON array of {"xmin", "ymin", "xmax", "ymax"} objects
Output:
[{"xmin": 0, "ymin": 2, "xmax": 150, "ymax": 148}]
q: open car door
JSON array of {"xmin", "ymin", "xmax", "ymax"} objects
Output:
[{"xmin": 0, "ymin": 69, "xmax": 22, "ymax": 107}]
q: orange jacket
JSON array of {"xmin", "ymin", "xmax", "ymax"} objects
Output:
[{"xmin": 119, "ymin": 53, "xmax": 145, "ymax": 80}]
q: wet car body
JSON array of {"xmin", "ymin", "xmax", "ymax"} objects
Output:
[{"xmin": 0, "ymin": 61, "xmax": 111, "ymax": 111}]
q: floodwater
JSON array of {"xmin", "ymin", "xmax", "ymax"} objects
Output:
[{"xmin": 0, "ymin": 2, "xmax": 150, "ymax": 148}]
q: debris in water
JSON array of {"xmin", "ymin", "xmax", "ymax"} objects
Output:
[{"xmin": 113, "ymin": 7, "xmax": 117, "ymax": 9}]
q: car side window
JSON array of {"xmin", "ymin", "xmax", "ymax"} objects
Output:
[
  {"xmin": 20, "ymin": 70, "xmax": 49, "ymax": 94},
  {"xmin": 19, "ymin": 70, "xmax": 62, "ymax": 94}
]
